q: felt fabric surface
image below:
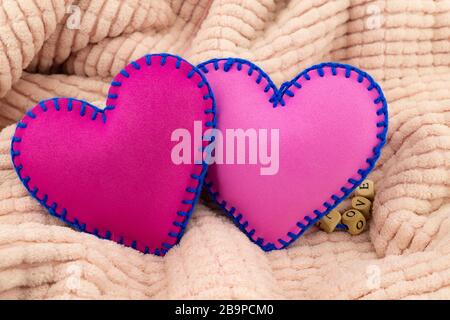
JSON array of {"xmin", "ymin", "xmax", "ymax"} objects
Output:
[
  {"xmin": 0, "ymin": 0, "xmax": 449, "ymax": 299},
  {"xmin": 200, "ymin": 59, "xmax": 387, "ymax": 250},
  {"xmin": 11, "ymin": 55, "xmax": 214, "ymax": 254}
]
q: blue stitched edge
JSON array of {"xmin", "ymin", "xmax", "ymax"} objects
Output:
[
  {"xmin": 11, "ymin": 53, "xmax": 217, "ymax": 256},
  {"xmin": 198, "ymin": 58, "xmax": 388, "ymax": 251}
]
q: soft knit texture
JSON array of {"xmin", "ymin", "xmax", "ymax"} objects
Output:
[{"xmin": 0, "ymin": 0, "xmax": 449, "ymax": 299}]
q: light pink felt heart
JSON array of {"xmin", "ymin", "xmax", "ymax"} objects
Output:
[
  {"xmin": 11, "ymin": 54, "xmax": 216, "ymax": 255},
  {"xmin": 198, "ymin": 59, "xmax": 388, "ymax": 251}
]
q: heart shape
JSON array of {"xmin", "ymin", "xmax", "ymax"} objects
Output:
[
  {"xmin": 198, "ymin": 59, "xmax": 388, "ymax": 251},
  {"xmin": 11, "ymin": 54, "xmax": 216, "ymax": 255}
]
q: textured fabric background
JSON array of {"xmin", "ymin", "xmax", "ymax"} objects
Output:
[{"xmin": 0, "ymin": 0, "xmax": 449, "ymax": 299}]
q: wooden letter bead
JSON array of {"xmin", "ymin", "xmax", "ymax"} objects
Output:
[
  {"xmin": 351, "ymin": 196, "xmax": 372, "ymax": 219},
  {"xmin": 316, "ymin": 210, "xmax": 341, "ymax": 233},
  {"xmin": 355, "ymin": 179, "xmax": 374, "ymax": 200},
  {"xmin": 342, "ymin": 209, "xmax": 366, "ymax": 235}
]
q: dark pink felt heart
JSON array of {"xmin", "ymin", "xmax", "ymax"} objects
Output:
[
  {"xmin": 11, "ymin": 54, "xmax": 216, "ymax": 255},
  {"xmin": 198, "ymin": 59, "xmax": 388, "ymax": 251}
]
